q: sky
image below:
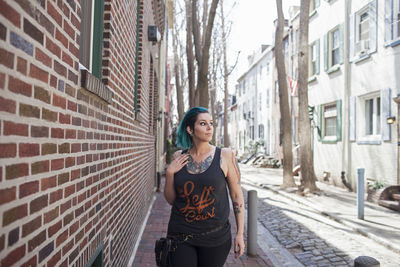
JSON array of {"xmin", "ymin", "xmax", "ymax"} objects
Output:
[{"xmin": 226, "ymin": 0, "xmax": 300, "ymax": 92}]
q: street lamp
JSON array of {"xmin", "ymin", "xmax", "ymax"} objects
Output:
[{"xmin": 387, "ymin": 116, "xmax": 396, "ymax": 124}]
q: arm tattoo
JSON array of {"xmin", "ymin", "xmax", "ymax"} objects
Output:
[
  {"xmin": 186, "ymin": 154, "xmax": 213, "ymax": 174},
  {"xmin": 233, "ymin": 202, "xmax": 242, "ymax": 214}
]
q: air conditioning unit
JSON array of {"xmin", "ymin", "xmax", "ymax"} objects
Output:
[{"xmin": 355, "ymin": 40, "xmax": 369, "ymax": 56}]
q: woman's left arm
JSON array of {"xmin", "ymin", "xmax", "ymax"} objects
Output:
[{"xmin": 223, "ymin": 148, "xmax": 245, "ymax": 258}]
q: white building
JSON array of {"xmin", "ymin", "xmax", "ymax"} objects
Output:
[
  {"xmin": 234, "ymin": 45, "xmax": 275, "ymax": 157},
  {"xmin": 308, "ymin": 0, "xmax": 399, "ymax": 187}
]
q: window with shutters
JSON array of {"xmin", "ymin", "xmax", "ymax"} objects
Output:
[
  {"xmin": 324, "ymin": 25, "xmax": 343, "ymax": 73},
  {"xmin": 318, "ymin": 100, "xmax": 342, "ymax": 143},
  {"xmin": 349, "ymin": 1, "xmax": 377, "ymax": 61},
  {"xmin": 331, "ymin": 29, "xmax": 340, "ymax": 66},
  {"xmin": 385, "ymin": 0, "xmax": 400, "ymax": 45},
  {"xmin": 309, "ymin": 40, "xmax": 320, "ymax": 77},
  {"xmin": 364, "ymin": 96, "xmax": 381, "ymax": 136},
  {"xmin": 79, "ymin": 0, "xmax": 104, "ymax": 79},
  {"xmin": 310, "ymin": 0, "xmax": 320, "ymax": 16}
]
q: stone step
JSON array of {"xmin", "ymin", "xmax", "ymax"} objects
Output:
[{"xmin": 392, "ymin": 193, "xmax": 400, "ymax": 201}]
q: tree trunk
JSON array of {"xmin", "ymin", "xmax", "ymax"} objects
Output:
[
  {"xmin": 173, "ymin": 28, "xmax": 184, "ymax": 122},
  {"xmin": 275, "ymin": 0, "xmax": 296, "ymax": 188},
  {"xmin": 298, "ymin": 0, "xmax": 319, "ymax": 192},
  {"xmin": 185, "ymin": 0, "xmax": 196, "ymax": 107},
  {"xmin": 221, "ymin": 0, "xmax": 229, "ymax": 147},
  {"xmin": 192, "ymin": 0, "xmax": 220, "ymax": 108}
]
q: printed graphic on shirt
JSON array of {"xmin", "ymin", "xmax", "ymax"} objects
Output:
[{"xmin": 177, "ymin": 180, "xmax": 216, "ymax": 223}]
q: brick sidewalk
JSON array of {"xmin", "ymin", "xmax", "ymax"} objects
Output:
[{"xmin": 132, "ymin": 189, "xmax": 274, "ymax": 267}]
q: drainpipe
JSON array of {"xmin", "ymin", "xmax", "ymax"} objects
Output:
[{"xmin": 342, "ymin": 0, "xmax": 352, "ymax": 189}]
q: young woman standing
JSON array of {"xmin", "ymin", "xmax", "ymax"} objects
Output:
[{"xmin": 164, "ymin": 107, "xmax": 245, "ymax": 267}]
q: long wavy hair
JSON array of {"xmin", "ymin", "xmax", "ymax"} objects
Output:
[{"xmin": 176, "ymin": 107, "xmax": 209, "ymax": 149}]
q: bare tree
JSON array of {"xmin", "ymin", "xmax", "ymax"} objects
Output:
[
  {"xmin": 221, "ymin": 0, "xmax": 230, "ymax": 147},
  {"xmin": 192, "ymin": 0, "xmax": 220, "ymax": 108},
  {"xmin": 298, "ymin": 0, "xmax": 318, "ymax": 192},
  {"xmin": 185, "ymin": 0, "xmax": 196, "ymax": 107},
  {"xmin": 172, "ymin": 3, "xmax": 185, "ymax": 122},
  {"xmin": 275, "ymin": 0, "xmax": 296, "ymax": 188}
]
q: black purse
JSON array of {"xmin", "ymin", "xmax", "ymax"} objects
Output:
[{"xmin": 154, "ymin": 224, "xmax": 225, "ymax": 267}]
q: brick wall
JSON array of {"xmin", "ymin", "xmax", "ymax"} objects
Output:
[{"xmin": 0, "ymin": 0, "xmax": 162, "ymax": 266}]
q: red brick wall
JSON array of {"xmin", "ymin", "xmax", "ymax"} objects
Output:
[{"xmin": 0, "ymin": 0, "xmax": 161, "ymax": 266}]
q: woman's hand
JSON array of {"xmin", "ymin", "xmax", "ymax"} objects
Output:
[
  {"xmin": 166, "ymin": 152, "xmax": 190, "ymax": 175},
  {"xmin": 234, "ymin": 233, "xmax": 245, "ymax": 258}
]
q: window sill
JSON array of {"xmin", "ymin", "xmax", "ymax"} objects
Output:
[
  {"xmin": 309, "ymin": 9, "xmax": 317, "ymax": 18},
  {"xmin": 356, "ymin": 139, "xmax": 382, "ymax": 145},
  {"xmin": 321, "ymin": 136, "xmax": 339, "ymax": 144},
  {"xmin": 389, "ymin": 39, "xmax": 400, "ymax": 47},
  {"xmin": 354, "ymin": 53, "xmax": 371, "ymax": 64},
  {"xmin": 308, "ymin": 75, "xmax": 317, "ymax": 83},
  {"xmin": 80, "ymin": 69, "xmax": 113, "ymax": 103},
  {"xmin": 326, "ymin": 65, "xmax": 340, "ymax": 74}
]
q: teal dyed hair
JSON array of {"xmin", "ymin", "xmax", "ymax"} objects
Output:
[{"xmin": 176, "ymin": 107, "xmax": 209, "ymax": 149}]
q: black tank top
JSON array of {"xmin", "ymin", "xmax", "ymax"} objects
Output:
[{"xmin": 167, "ymin": 147, "xmax": 231, "ymax": 246}]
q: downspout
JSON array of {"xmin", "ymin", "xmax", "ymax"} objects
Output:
[
  {"xmin": 134, "ymin": 0, "xmax": 141, "ymax": 115},
  {"xmin": 342, "ymin": 0, "xmax": 352, "ymax": 189}
]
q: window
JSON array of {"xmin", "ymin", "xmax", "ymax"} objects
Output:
[
  {"xmin": 259, "ymin": 93, "xmax": 262, "ymax": 110},
  {"xmin": 324, "ymin": 104, "xmax": 337, "ymax": 137},
  {"xmin": 259, "ymin": 124, "xmax": 264, "ymax": 139},
  {"xmin": 331, "ymin": 29, "xmax": 340, "ymax": 66},
  {"xmin": 79, "ymin": 0, "xmax": 105, "ymax": 79},
  {"xmin": 318, "ymin": 100, "xmax": 342, "ymax": 143},
  {"xmin": 275, "ymin": 80, "xmax": 279, "ymax": 104},
  {"xmin": 310, "ymin": 0, "xmax": 320, "ymax": 15},
  {"xmin": 243, "ymin": 79, "xmax": 246, "ymax": 94},
  {"xmin": 364, "ymin": 96, "xmax": 381, "ymax": 136},
  {"xmin": 266, "ymin": 88, "xmax": 270, "ymax": 108},
  {"xmin": 385, "ymin": 0, "xmax": 400, "ymax": 45},
  {"xmin": 350, "ymin": 2, "xmax": 377, "ymax": 60},
  {"xmin": 309, "ymin": 40, "xmax": 320, "ymax": 77},
  {"xmin": 324, "ymin": 25, "xmax": 343, "ymax": 72}
]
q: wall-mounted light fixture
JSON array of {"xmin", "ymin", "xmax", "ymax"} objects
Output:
[
  {"xmin": 387, "ymin": 116, "xmax": 396, "ymax": 124},
  {"xmin": 148, "ymin": 25, "xmax": 161, "ymax": 43}
]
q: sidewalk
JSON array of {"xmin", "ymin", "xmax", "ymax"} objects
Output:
[
  {"xmin": 131, "ymin": 185, "xmax": 274, "ymax": 267},
  {"xmin": 240, "ymin": 164, "xmax": 400, "ymax": 254}
]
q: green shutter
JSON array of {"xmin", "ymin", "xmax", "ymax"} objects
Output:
[
  {"xmin": 381, "ymin": 88, "xmax": 392, "ymax": 141},
  {"xmin": 339, "ymin": 24, "xmax": 344, "ymax": 64},
  {"xmin": 316, "ymin": 39, "xmax": 320, "ymax": 75},
  {"xmin": 318, "ymin": 105, "xmax": 322, "ymax": 141},
  {"xmin": 336, "ymin": 99, "xmax": 342, "ymax": 141},
  {"xmin": 92, "ymin": 0, "xmax": 105, "ymax": 80},
  {"xmin": 324, "ymin": 33, "xmax": 329, "ymax": 71}
]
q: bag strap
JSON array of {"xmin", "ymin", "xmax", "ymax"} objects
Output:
[{"xmin": 169, "ymin": 222, "xmax": 227, "ymax": 242}]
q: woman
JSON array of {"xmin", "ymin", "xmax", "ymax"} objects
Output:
[{"xmin": 164, "ymin": 107, "xmax": 245, "ymax": 267}]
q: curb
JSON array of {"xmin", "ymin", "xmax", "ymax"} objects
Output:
[{"xmin": 248, "ymin": 180, "xmax": 400, "ymax": 255}]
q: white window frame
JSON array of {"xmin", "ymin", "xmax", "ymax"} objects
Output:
[
  {"xmin": 358, "ymin": 93, "xmax": 381, "ymax": 142},
  {"xmin": 355, "ymin": 7, "xmax": 370, "ymax": 56},
  {"xmin": 322, "ymin": 103, "xmax": 337, "ymax": 141},
  {"xmin": 331, "ymin": 28, "xmax": 340, "ymax": 67},
  {"xmin": 309, "ymin": 40, "xmax": 319, "ymax": 77}
]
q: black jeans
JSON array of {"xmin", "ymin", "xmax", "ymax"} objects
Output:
[{"xmin": 170, "ymin": 236, "xmax": 232, "ymax": 267}]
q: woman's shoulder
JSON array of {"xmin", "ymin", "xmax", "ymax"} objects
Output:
[{"xmin": 220, "ymin": 147, "xmax": 235, "ymax": 160}]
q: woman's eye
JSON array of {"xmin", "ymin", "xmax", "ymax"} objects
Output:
[
  {"xmin": 209, "ymin": 122, "xmax": 213, "ymax": 126},
  {"xmin": 200, "ymin": 122, "xmax": 206, "ymax": 126}
]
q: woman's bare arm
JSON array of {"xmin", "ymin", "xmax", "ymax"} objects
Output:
[
  {"xmin": 222, "ymin": 148, "xmax": 245, "ymax": 258},
  {"xmin": 164, "ymin": 150, "xmax": 189, "ymax": 205}
]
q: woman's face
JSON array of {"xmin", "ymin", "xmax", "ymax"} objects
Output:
[{"xmin": 188, "ymin": 112, "xmax": 214, "ymax": 142}]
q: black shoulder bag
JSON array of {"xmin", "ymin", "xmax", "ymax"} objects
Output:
[{"xmin": 154, "ymin": 224, "xmax": 225, "ymax": 267}]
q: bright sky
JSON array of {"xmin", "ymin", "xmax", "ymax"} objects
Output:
[{"xmin": 227, "ymin": 0, "xmax": 300, "ymax": 91}]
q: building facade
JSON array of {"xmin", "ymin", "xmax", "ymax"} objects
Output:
[
  {"xmin": 308, "ymin": 0, "xmax": 399, "ymax": 188},
  {"xmin": 0, "ymin": 0, "xmax": 167, "ymax": 266}
]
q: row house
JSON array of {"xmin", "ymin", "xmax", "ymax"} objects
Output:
[
  {"xmin": 0, "ymin": 0, "xmax": 168, "ymax": 266},
  {"xmin": 308, "ymin": 0, "xmax": 399, "ymax": 188}
]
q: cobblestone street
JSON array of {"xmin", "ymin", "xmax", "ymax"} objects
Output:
[{"xmin": 241, "ymin": 165, "xmax": 400, "ymax": 267}]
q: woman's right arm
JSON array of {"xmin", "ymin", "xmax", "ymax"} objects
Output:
[{"xmin": 164, "ymin": 151, "xmax": 189, "ymax": 205}]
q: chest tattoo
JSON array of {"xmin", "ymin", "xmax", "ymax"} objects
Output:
[{"xmin": 186, "ymin": 154, "xmax": 213, "ymax": 174}]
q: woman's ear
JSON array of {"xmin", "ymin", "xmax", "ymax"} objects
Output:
[{"xmin": 186, "ymin": 126, "xmax": 193, "ymax": 136}]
